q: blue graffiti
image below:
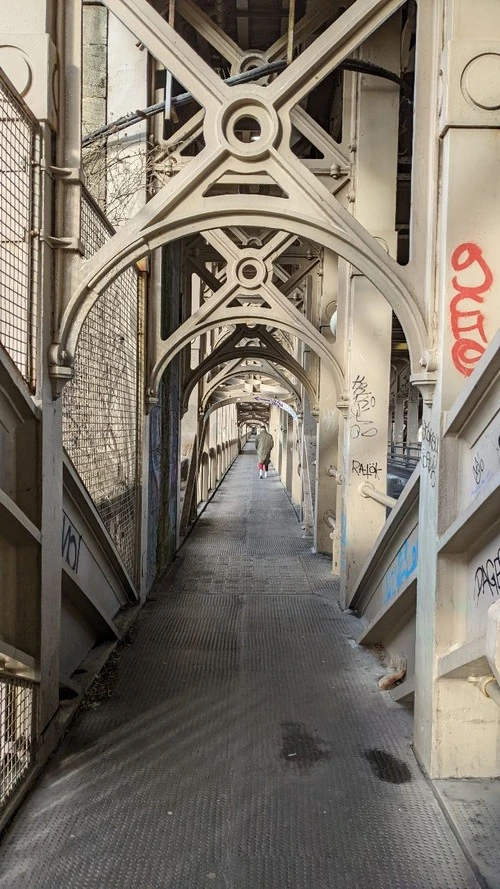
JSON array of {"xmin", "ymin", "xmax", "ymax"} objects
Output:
[
  {"xmin": 384, "ymin": 538, "xmax": 418, "ymax": 604},
  {"xmin": 340, "ymin": 511, "xmax": 347, "ymax": 574}
]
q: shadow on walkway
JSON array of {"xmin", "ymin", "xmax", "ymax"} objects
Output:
[{"xmin": 0, "ymin": 449, "xmax": 480, "ymax": 888}]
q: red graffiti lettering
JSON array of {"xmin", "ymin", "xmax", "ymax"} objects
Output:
[{"xmin": 450, "ymin": 243, "xmax": 493, "ymax": 377}]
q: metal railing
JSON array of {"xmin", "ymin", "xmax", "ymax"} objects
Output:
[
  {"xmin": 62, "ymin": 189, "xmax": 143, "ymax": 582},
  {"xmin": 0, "ymin": 70, "xmax": 40, "ymax": 388},
  {"xmin": 388, "ymin": 442, "xmax": 421, "ymax": 473},
  {"xmin": 0, "ymin": 675, "xmax": 34, "ymax": 807}
]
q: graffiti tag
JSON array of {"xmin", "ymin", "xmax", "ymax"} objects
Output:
[
  {"xmin": 473, "ymin": 547, "xmax": 500, "ymax": 603},
  {"xmin": 384, "ymin": 538, "xmax": 419, "ymax": 603},
  {"xmin": 472, "ymin": 453, "xmax": 485, "ymax": 486},
  {"xmin": 351, "ymin": 460, "xmax": 381, "ymax": 479},
  {"xmin": 350, "ymin": 375, "xmax": 377, "ymax": 439},
  {"xmin": 450, "ymin": 242, "xmax": 493, "ymax": 377},
  {"xmin": 421, "ymin": 419, "xmax": 438, "ymax": 487},
  {"xmin": 62, "ymin": 513, "xmax": 82, "ymax": 573}
]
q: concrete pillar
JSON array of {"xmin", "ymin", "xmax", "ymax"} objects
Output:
[
  {"xmin": 285, "ymin": 414, "xmax": 293, "ymax": 495},
  {"xmin": 314, "ymin": 248, "xmax": 339, "ymax": 555},
  {"xmin": 413, "ymin": 0, "xmax": 500, "ymax": 777},
  {"xmin": 394, "ymin": 388, "xmax": 405, "ymax": 447},
  {"xmin": 269, "ymin": 404, "xmax": 280, "ymax": 472},
  {"xmin": 0, "ymin": 0, "xmax": 83, "ymax": 727},
  {"xmin": 337, "ymin": 16, "xmax": 400, "ymax": 602},
  {"xmin": 407, "ymin": 385, "xmax": 420, "ymax": 447},
  {"xmin": 291, "ymin": 416, "xmax": 302, "ymax": 510},
  {"xmin": 301, "ymin": 397, "xmax": 317, "ymax": 538},
  {"xmin": 280, "ymin": 410, "xmax": 289, "ymax": 486},
  {"xmin": 340, "ymin": 280, "xmax": 392, "ymax": 597},
  {"xmin": 314, "ymin": 366, "xmax": 338, "ymax": 555}
]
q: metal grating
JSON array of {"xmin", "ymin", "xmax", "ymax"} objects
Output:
[
  {"xmin": 62, "ymin": 191, "xmax": 142, "ymax": 580},
  {"xmin": 0, "ymin": 72, "xmax": 39, "ymax": 387},
  {"xmin": 0, "ymin": 449, "xmax": 482, "ymax": 888},
  {"xmin": 0, "ymin": 676, "xmax": 33, "ymax": 808}
]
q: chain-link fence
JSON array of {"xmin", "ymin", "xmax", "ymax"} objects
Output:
[
  {"xmin": 62, "ymin": 190, "xmax": 143, "ymax": 582},
  {"xmin": 0, "ymin": 676, "xmax": 33, "ymax": 807},
  {"xmin": 0, "ymin": 71, "xmax": 40, "ymax": 388}
]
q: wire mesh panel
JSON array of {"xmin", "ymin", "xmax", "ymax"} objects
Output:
[
  {"xmin": 0, "ymin": 72, "xmax": 39, "ymax": 387},
  {"xmin": 0, "ymin": 676, "xmax": 33, "ymax": 807},
  {"xmin": 62, "ymin": 191, "xmax": 142, "ymax": 581}
]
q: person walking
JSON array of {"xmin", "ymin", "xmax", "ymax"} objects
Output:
[{"xmin": 255, "ymin": 427, "xmax": 274, "ymax": 478}]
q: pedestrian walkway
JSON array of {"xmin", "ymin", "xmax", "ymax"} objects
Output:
[{"xmin": 0, "ymin": 447, "xmax": 482, "ymax": 888}]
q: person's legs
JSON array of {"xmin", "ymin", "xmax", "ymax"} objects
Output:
[
  {"xmin": 258, "ymin": 462, "xmax": 264, "ymax": 478},
  {"xmin": 264, "ymin": 462, "xmax": 269, "ymax": 478}
]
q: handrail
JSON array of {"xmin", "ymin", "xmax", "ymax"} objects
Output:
[
  {"xmin": 468, "ymin": 676, "xmax": 500, "ymax": 709},
  {"xmin": 358, "ymin": 482, "xmax": 396, "ymax": 509}
]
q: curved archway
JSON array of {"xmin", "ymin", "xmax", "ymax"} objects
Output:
[
  {"xmin": 151, "ymin": 308, "xmax": 342, "ymax": 399},
  {"xmin": 182, "ymin": 349, "xmax": 315, "ymax": 413},
  {"xmin": 203, "ymin": 395, "xmax": 279, "ymax": 423},
  {"xmin": 59, "ymin": 206, "xmax": 428, "ymax": 380},
  {"xmin": 201, "ymin": 370, "xmax": 302, "ymax": 413}
]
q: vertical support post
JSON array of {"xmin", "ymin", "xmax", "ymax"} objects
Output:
[
  {"xmin": 280, "ymin": 409, "xmax": 288, "ymax": 484},
  {"xmin": 341, "ymin": 279, "xmax": 392, "ymax": 600},
  {"xmin": 406, "ymin": 385, "xmax": 420, "ymax": 447},
  {"xmin": 285, "ymin": 413, "xmax": 293, "ymax": 495},
  {"xmin": 314, "ymin": 366, "xmax": 338, "ymax": 555},
  {"xmin": 287, "ymin": 0, "xmax": 296, "ymax": 65},
  {"xmin": 291, "ymin": 415, "xmax": 302, "ymax": 509},
  {"xmin": 413, "ymin": 0, "xmax": 500, "ymax": 777},
  {"xmin": 337, "ymin": 15, "xmax": 400, "ymax": 604},
  {"xmin": 394, "ymin": 378, "xmax": 405, "ymax": 446},
  {"xmin": 38, "ymin": 0, "xmax": 82, "ymax": 730},
  {"xmin": 314, "ymin": 248, "xmax": 339, "ymax": 556}
]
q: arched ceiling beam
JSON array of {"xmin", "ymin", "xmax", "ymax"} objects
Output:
[
  {"xmin": 54, "ymin": 0, "xmax": 428, "ymax": 398},
  {"xmin": 56, "ymin": 203, "xmax": 427, "ymax": 396},
  {"xmin": 201, "ymin": 354, "xmax": 299, "ymax": 402},
  {"xmin": 202, "ymin": 367, "xmax": 301, "ymax": 412},
  {"xmin": 203, "ymin": 396, "xmax": 272, "ymax": 425},
  {"xmin": 184, "ymin": 347, "xmax": 315, "ymax": 414},
  {"xmin": 181, "ymin": 324, "xmax": 318, "ymax": 412},
  {"xmin": 149, "ymin": 229, "xmax": 343, "ymax": 400}
]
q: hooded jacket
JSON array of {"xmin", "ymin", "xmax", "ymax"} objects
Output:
[{"xmin": 255, "ymin": 430, "xmax": 274, "ymax": 463}]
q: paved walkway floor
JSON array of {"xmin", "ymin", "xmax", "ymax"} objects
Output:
[{"xmin": 0, "ymin": 448, "xmax": 484, "ymax": 888}]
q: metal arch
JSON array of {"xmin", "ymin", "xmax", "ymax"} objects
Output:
[
  {"xmin": 147, "ymin": 230, "xmax": 344, "ymax": 399},
  {"xmin": 53, "ymin": 0, "xmax": 429, "ymax": 389},
  {"xmin": 150, "ymin": 309, "xmax": 342, "ymax": 399},
  {"xmin": 203, "ymin": 358, "xmax": 301, "ymax": 402},
  {"xmin": 57, "ymin": 204, "xmax": 427, "ymax": 386},
  {"xmin": 185, "ymin": 351, "xmax": 313, "ymax": 413},
  {"xmin": 201, "ymin": 369, "xmax": 302, "ymax": 412},
  {"xmin": 179, "ymin": 325, "xmax": 318, "ymax": 412},
  {"xmin": 182, "ymin": 321, "xmax": 315, "ymax": 379},
  {"xmin": 201, "ymin": 398, "xmax": 272, "ymax": 439}
]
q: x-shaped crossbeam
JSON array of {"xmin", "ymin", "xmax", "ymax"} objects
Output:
[{"xmin": 52, "ymin": 0, "xmax": 429, "ymax": 398}]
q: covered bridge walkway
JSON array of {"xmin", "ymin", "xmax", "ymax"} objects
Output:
[{"xmin": 0, "ymin": 447, "xmax": 480, "ymax": 889}]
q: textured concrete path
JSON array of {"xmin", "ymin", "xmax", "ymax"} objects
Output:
[{"xmin": 0, "ymin": 447, "xmax": 482, "ymax": 888}]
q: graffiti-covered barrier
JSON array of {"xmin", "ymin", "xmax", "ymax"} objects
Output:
[
  {"xmin": 346, "ymin": 333, "xmax": 500, "ymax": 715},
  {"xmin": 61, "ymin": 458, "xmax": 139, "ymax": 680},
  {"xmin": 437, "ymin": 332, "xmax": 500, "ymax": 685},
  {"xmin": 347, "ymin": 469, "xmax": 420, "ymax": 703}
]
